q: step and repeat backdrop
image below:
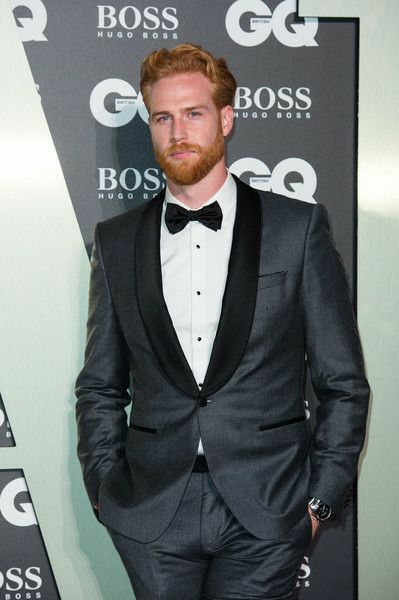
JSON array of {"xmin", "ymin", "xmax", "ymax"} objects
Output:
[{"xmin": 1, "ymin": 1, "xmax": 359, "ymax": 598}]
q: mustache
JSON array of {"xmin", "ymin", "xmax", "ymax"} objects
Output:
[{"xmin": 167, "ymin": 142, "xmax": 202, "ymax": 155}]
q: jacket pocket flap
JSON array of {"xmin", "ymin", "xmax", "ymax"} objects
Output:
[
  {"xmin": 259, "ymin": 415, "xmax": 306, "ymax": 431},
  {"xmin": 129, "ymin": 423, "xmax": 158, "ymax": 434},
  {"xmin": 258, "ymin": 270, "xmax": 287, "ymax": 289}
]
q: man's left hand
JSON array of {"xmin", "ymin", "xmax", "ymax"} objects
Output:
[{"xmin": 307, "ymin": 506, "xmax": 320, "ymax": 540}]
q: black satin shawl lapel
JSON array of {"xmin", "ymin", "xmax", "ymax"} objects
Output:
[
  {"xmin": 201, "ymin": 176, "xmax": 263, "ymax": 397},
  {"xmin": 135, "ymin": 190, "xmax": 200, "ymax": 398}
]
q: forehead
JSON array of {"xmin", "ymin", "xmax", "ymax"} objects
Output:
[{"xmin": 148, "ymin": 72, "xmax": 215, "ymax": 111}]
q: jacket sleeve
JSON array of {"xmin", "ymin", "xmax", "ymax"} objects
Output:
[
  {"xmin": 75, "ymin": 223, "xmax": 131, "ymax": 507},
  {"xmin": 300, "ymin": 203, "xmax": 370, "ymax": 519}
]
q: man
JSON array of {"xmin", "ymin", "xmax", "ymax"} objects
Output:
[{"xmin": 76, "ymin": 44, "xmax": 370, "ymax": 599}]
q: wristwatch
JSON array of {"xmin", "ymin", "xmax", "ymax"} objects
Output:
[{"xmin": 308, "ymin": 497, "xmax": 333, "ymax": 522}]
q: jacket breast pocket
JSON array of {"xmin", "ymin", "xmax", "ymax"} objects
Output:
[{"xmin": 257, "ymin": 270, "xmax": 287, "ymax": 290}]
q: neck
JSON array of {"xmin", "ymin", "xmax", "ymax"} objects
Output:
[{"xmin": 167, "ymin": 159, "xmax": 228, "ymax": 209}]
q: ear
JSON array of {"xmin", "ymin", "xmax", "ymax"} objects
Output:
[{"xmin": 220, "ymin": 105, "xmax": 234, "ymax": 137}]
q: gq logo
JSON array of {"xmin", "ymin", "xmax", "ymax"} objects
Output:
[
  {"xmin": 0, "ymin": 477, "xmax": 37, "ymax": 527},
  {"xmin": 230, "ymin": 157, "xmax": 317, "ymax": 203},
  {"xmin": 11, "ymin": 0, "xmax": 47, "ymax": 42},
  {"xmin": 226, "ymin": 0, "xmax": 318, "ymax": 47},
  {"xmin": 90, "ymin": 79, "xmax": 149, "ymax": 127}
]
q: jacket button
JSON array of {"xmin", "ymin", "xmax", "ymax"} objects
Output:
[{"xmin": 197, "ymin": 397, "xmax": 207, "ymax": 407}]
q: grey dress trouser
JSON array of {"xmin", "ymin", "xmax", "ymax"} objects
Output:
[{"xmin": 106, "ymin": 470, "xmax": 312, "ymax": 600}]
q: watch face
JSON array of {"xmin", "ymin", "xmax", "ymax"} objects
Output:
[
  {"xmin": 317, "ymin": 503, "xmax": 332, "ymax": 522},
  {"xmin": 309, "ymin": 499, "xmax": 332, "ymax": 522}
]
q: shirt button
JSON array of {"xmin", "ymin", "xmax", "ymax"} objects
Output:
[
  {"xmin": 198, "ymin": 383, "xmax": 203, "ymax": 388},
  {"xmin": 197, "ymin": 337, "xmax": 202, "ymax": 341},
  {"xmin": 196, "ymin": 291, "xmax": 201, "ymax": 295},
  {"xmin": 196, "ymin": 244, "xmax": 200, "ymax": 249},
  {"xmin": 197, "ymin": 397, "xmax": 207, "ymax": 407}
]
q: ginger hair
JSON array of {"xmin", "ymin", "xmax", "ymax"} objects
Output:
[{"xmin": 140, "ymin": 43, "xmax": 237, "ymax": 111}]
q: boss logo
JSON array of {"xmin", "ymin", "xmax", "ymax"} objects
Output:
[
  {"xmin": 98, "ymin": 167, "xmax": 166, "ymax": 201},
  {"xmin": 98, "ymin": 167, "xmax": 165, "ymax": 191},
  {"xmin": 0, "ymin": 567, "xmax": 42, "ymax": 593},
  {"xmin": 97, "ymin": 5, "xmax": 178, "ymax": 39},
  {"xmin": 230, "ymin": 157, "xmax": 317, "ymax": 204},
  {"xmin": 0, "ymin": 478, "xmax": 37, "ymax": 527},
  {"xmin": 11, "ymin": 0, "xmax": 47, "ymax": 42},
  {"xmin": 296, "ymin": 556, "xmax": 311, "ymax": 588},
  {"xmin": 235, "ymin": 86, "xmax": 311, "ymax": 111},
  {"xmin": 90, "ymin": 79, "xmax": 149, "ymax": 127},
  {"xmin": 234, "ymin": 86, "xmax": 311, "ymax": 120},
  {"xmin": 226, "ymin": 0, "xmax": 318, "ymax": 48}
]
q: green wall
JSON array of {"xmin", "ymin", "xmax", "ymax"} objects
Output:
[
  {"xmin": 300, "ymin": 1, "xmax": 399, "ymax": 598},
  {"xmin": 0, "ymin": 2, "xmax": 131, "ymax": 597}
]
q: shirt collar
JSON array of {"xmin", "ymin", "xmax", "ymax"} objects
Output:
[{"xmin": 163, "ymin": 171, "xmax": 236, "ymax": 217}]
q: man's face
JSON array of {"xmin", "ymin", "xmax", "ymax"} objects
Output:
[{"xmin": 148, "ymin": 72, "xmax": 232, "ymax": 186}]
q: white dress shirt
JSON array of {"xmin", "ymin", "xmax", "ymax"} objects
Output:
[{"xmin": 160, "ymin": 172, "xmax": 237, "ymax": 455}]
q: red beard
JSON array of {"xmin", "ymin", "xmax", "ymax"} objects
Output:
[{"xmin": 153, "ymin": 128, "xmax": 225, "ymax": 186}]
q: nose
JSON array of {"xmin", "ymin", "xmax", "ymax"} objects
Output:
[{"xmin": 170, "ymin": 117, "xmax": 187, "ymax": 143}]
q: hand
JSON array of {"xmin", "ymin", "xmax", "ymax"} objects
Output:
[{"xmin": 307, "ymin": 505, "xmax": 320, "ymax": 540}]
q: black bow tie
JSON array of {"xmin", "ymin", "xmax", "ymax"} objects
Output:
[{"xmin": 165, "ymin": 201, "xmax": 223, "ymax": 234}]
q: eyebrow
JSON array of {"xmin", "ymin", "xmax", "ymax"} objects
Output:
[{"xmin": 150, "ymin": 105, "xmax": 209, "ymax": 119}]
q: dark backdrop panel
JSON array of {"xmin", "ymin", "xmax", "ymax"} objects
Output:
[
  {"xmin": 0, "ymin": 393, "xmax": 15, "ymax": 447},
  {"xmin": 0, "ymin": 469, "xmax": 60, "ymax": 598}
]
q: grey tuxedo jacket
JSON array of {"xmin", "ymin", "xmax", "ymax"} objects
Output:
[{"xmin": 75, "ymin": 176, "xmax": 370, "ymax": 542}]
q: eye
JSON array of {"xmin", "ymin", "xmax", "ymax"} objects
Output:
[
  {"xmin": 188, "ymin": 110, "xmax": 201, "ymax": 118},
  {"xmin": 155, "ymin": 114, "xmax": 171, "ymax": 124}
]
